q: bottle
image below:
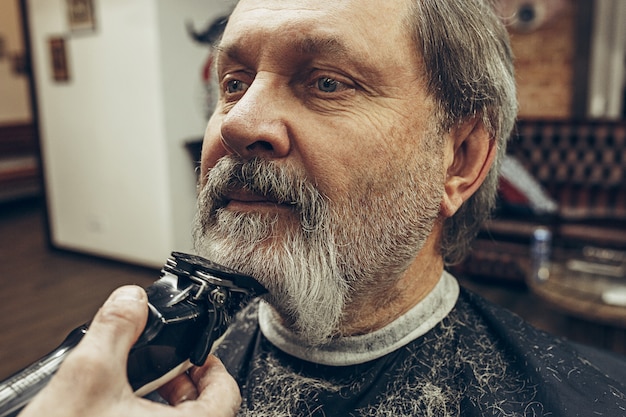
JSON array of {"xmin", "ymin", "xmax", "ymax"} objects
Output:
[{"xmin": 530, "ymin": 227, "xmax": 552, "ymax": 283}]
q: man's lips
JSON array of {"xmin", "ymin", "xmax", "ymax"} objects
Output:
[
  {"xmin": 227, "ymin": 189, "xmax": 277, "ymax": 203},
  {"xmin": 224, "ymin": 190, "xmax": 293, "ymax": 210}
]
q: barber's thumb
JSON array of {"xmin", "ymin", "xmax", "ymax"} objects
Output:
[{"xmin": 80, "ymin": 285, "xmax": 149, "ymax": 362}]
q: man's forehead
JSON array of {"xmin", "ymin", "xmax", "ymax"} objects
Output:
[
  {"xmin": 227, "ymin": 0, "xmax": 411, "ymax": 38},
  {"xmin": 222, "ymin": 0, "xmax": 415, "ymax": 64},
  {"xmin": 232, "ymin": 0, "xmax": 409, "ymax": 15}
]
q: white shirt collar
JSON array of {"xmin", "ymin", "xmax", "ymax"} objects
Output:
[{"xmin": 259, "ymin": 271, "xmax": 460, "ymax": 366}]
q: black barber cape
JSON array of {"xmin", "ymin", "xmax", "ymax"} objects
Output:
[{"xmin": 214, "ymin": 272, "xmax": 626, "ymax": 416}]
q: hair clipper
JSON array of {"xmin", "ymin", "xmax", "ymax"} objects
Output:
[{"xmin": 0, "ymin": 252, "xmax": 266, "ymax": 417}]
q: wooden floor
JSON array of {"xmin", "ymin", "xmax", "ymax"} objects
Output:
[
  {"xmin": 0, "ymin": 197, "xmax": 157, "ymax": 380},
  {"xmin": 0, "ymin": 198, "xmax": 623, "ymax": 381}
]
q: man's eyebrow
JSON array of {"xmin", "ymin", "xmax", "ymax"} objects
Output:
[
  {"xmin": 216, "ymin": 35, "xmax": 352, "ymax": 64},
  {"xmin": 295, "ymin": 36, "xmax": 349, "ymax": 57},
  {"xmin": 215, "ymin": 34, "xmax": 384, "ymax": 82}
]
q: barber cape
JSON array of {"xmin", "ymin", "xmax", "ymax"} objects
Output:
[{"xmin": 214, "ymin": 272, "xmax": 626, "ymax": 417}]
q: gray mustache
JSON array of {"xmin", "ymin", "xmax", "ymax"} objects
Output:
[
  {"xmin": 205, "ymin": 157, "xmax": 298, "ymax": 205},
  {"xmin": 203, "ymin": 157, "xmax": 327, "ymax": 222}
]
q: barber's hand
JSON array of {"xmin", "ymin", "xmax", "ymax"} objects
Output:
[{"xmin": 19, "ymin": 286, "xmax": 241, "ymax": 417}]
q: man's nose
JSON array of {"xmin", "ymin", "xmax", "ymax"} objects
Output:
[{"xmin": 219, "ymin": 77, "xmax": 291, "ymax": 159}]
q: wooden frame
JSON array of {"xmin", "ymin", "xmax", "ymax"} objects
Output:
[
  {"xmin": 67, "ymin": 0, "xmax": 96, "ymax": 32},
  {"xmin": 49, "ymin": 37, "xmax": 70, "ymax": 82}
]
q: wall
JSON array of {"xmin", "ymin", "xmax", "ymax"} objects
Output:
[
  {"xmin": 0, "ymin": 0, "xmax": 31, "ymax": 124},
  {"xmin": 28, "ymin": 0, "xmax": 232, "ymax": 266},
  {"xmin": 156, "ymin": 1, "xmax": 226, "ymax": 258},
  {"xmin": 509, "ymin": 0, "xmax": 576, "ymax": 119}
]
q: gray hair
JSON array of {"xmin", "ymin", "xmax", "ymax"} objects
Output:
[{"xmin": 407, "ymin": 0, "xmax": 518, "ymax": 264}]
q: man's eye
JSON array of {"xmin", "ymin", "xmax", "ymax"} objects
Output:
[
  {"xmin": 316, "ymin": 77, "xmax": 341, "ymax": 93},
  {"xmin": 225, "ymin": 79, "xmax": 249, "ymax": 94}
]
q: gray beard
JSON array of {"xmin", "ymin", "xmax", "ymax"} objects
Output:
[
  {"xmin": 193, "ymin": 149, "xmax": 443, "ymax": 346},
  {"xmin": 193, "ymin": 157, "xmax": 347, "ymax": 345}
]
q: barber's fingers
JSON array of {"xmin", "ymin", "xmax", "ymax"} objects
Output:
[
  {"xmin": 143, "ymin": 357, "xmax": 240, "ymax": 417},
  {"xmin": 170, "ymin": 356, "xmax": 241, "ymax": 416},
  {"xmin": 55, "ymin": 285, "xmax": 149, "ymax": 392},
  {"xmin": 20, "ymin": 286, "xmax": 150, "ymax": 417},
  {"xmin": 159, "ymin": 356, "xmax": 239, "ymax": 406},
  {"xmin": 158, "ymin": 371, "xmax": 199, "ymax": 405},
  {"xmin": 80, "ymin": 285, "xmax": 149, "ymax": 364}
]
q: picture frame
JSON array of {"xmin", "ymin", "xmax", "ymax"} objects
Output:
[
  {"xmin": 67, "ymin": 0, "xmax": 96, "ymax": 32},
  {"xmin": 49, "ymin": 37, "xmax": 70, "ymax": 82}
]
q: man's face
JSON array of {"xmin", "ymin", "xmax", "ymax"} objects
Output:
[{"xmin": 194, "ymin": 0, "xmax": 446, "ymax": 344}]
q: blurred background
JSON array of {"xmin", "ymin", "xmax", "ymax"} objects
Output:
[{"xmin": 0, "ymin": 0, "xmax": 625, "ymax": 380}]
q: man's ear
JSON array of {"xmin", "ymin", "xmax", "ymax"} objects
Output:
[{"xmin": 441, "ymin": 117, "xmax": 497, "ymax": 218}]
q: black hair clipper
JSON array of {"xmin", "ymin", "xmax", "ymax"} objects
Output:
[{"xmin": 0, "ymin": 252, "xmax": 266, "ymax": 417}]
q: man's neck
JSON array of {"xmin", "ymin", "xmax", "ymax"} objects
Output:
[
  {"xmin": 338, "ymin": 234, "xmax": 445, "ymax": 337},
  {"xmin": 258, "ymin": 268, "xmax": 459, "ymax": 366}
]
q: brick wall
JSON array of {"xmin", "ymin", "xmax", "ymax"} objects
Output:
[{"xmin": 509, "ymin": 0, "xmax": 577, "ymax": 119}]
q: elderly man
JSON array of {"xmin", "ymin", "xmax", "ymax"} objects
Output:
[{"xmin": 19, "ymin": 0, "xmax": 626, "ymax": 416}]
